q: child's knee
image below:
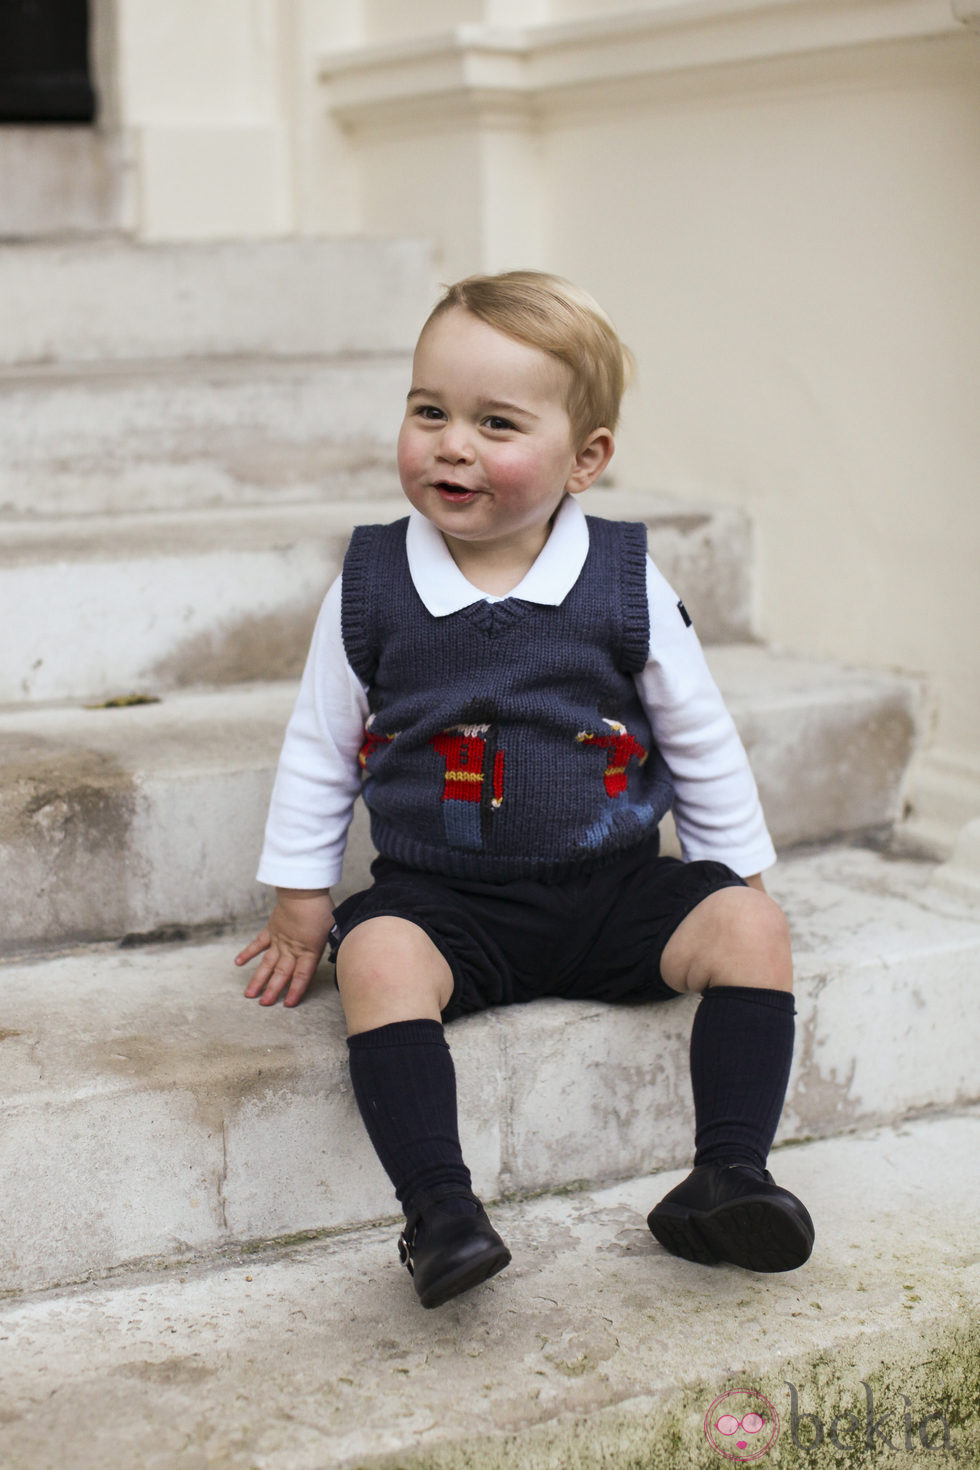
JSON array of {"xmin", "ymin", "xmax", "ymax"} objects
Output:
[
  {"xmin": 707, "ymin": 887, "xmax": 793, "ymax": 990},
  {"xmin": 336, "ymin": 916, "xmax": 454, "ymax": 1033},
  {"xmin": 724, "ymin": 885, "xmax": 789, "ymax": 941},
  {"xmin": 663, "ymin": 885, "xmax": 793, "ymax": 993},
  {"xmin": 730, "ymin": 888, "xmax": 792, "ymax": 978}
]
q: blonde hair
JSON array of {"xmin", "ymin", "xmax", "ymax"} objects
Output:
[{"xmin": 423, "ymin": 270, "xmax": 633, "ymax": 446}]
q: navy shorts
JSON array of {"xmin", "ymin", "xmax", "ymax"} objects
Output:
[{"xmin": 330, "ymin": 840, "xmax": 746, "ymax": 1023}]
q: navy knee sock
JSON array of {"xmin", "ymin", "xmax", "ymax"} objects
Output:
[
  {"xmin": 689, "ymin": 985, "xmax": 796, "ymax": 1173},
  {"xmin": 347, "ymin": 1019, "xmax": 474, "ymax": 1215}
]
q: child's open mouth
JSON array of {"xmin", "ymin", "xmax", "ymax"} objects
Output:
[{"xmin": 434, "ymin": 482, "xmax": 481, "ymax": 503}]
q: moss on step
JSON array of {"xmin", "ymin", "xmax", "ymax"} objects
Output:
[{"xmin": 354, "ymin": 1314, "xmax": 980, "ymax": 1470}]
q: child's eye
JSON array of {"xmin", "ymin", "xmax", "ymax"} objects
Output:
[
  {"xmin": 484, "ymin": 415, "xmax": 515, "ymax": 432},
  {"xmin": 414, "ymin": 405, "xmax": 446, "ymax": 421}
]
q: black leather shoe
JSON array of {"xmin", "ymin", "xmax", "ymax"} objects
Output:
[
  {"xmin": 398, "ymin": 1189, "xmax": 511, "ymax": 1309},
  {"xmin": 647, "ymin": 1164, "xmax": 814, "ymax": 1273}
]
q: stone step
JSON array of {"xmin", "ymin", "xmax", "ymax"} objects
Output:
[
  {"xmin": 0, "ymin": 494, "xmax": 754, "ymax": 704},
  {"xmin": 0, "ymin": 238, "xmax": 433, "ymax": 366},
  {"xmin": 0, "ymin": 655, "xmax": 918, "ymax": 954},
  {"xmin": 0, "ymin": 127, "xmax": 126, "ymax": 239},
  {"xmin": 2, "ymin": 845, "xmax": 976, "ymax": 1298},
  {"xmin": 2, "ymin": 1109, "xmax": 978, "ymax": 1468},
  {"xmin": 0, "ymin": 353, "xmax": 410, "ymax": 519}
]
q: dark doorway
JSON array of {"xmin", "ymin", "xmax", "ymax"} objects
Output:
[{"xmin": 0, "ymin": 0, "xmax": 96, "ymax": 122}]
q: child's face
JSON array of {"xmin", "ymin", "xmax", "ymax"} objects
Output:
[{"xmin": 397, "ymin": 307, "xmax": 611, "ymax": 564}]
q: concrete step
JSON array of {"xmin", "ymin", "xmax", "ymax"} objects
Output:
[
  {"xmin": 1, "ymin": 1114, "xmax": 978, "ymax": 1470},
  {"xmin": 0, "ymin": 238, "xmax": 433, "ymax": 366},
  {"xmin": 0, "ymin": 354, "xmax": 410, "ymax": 519},
  {"xmin": 0, "ymin": 494, "xmax": 754, "ymax": 704},
  {"xmin": 2, "ymin": 845, "xmax": 977, "ymax": 1297},
  {"xmin": 0, "ymin": 654, "xmax": 918, "ymax": 953}
]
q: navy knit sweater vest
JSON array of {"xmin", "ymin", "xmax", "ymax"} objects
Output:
[{"xmin": 341, "ymin": 515, "xmax": 674, "ymax": 881}]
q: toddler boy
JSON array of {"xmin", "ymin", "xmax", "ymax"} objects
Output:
[{"xmin": 236, "ymin": 270, "xmax": 814, "ymax": 1309}]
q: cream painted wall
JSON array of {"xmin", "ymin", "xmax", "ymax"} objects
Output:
[
  {"xmin": 355, "ymin": 121, "xmax": 544, "ymax": 279},
  {"xmin": 278, "ymin": 0, "xmax": 364, "ymax": 236},
  {"xmin": 364, "ymin": 0, "xmax": 550, "ymax": 37},
  {"xmin": 112, "ymin": 0, "xmax": 364, "ymax": 238},
  {"xmin": 117, "ymin": 0, "xmax": 283, "ymax": 120},
  {"xmin": 365, "ymin": 0, "xmax": 483, "ymax": 37},
  {"xmin": 550, "ymin": 0, "xmax": 672, "ymax": 15},
  {"xmin": 113, "ymin": 0, "xmax": 287, "ymax": 236}
]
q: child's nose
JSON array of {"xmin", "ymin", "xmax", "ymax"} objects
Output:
[{"xmin": 436, "ymin": 423, "xmax": 476, "ymax": 463}]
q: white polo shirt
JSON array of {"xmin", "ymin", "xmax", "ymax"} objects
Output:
[{"xmin": 257, "ymin": 496, "xmax": 776, "ymax": 888}]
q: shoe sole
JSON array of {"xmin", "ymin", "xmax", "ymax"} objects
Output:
[
  {"xmin": 418, "ymin": 1243, "xmax": 512, "ymax": 1309},
  {"xmin": 647, "ymin": 1195, "xmax": 813, "ymax": 1273}
]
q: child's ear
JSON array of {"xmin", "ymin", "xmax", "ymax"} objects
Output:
[{"xmin": 567, "ymin": 428, "xmax": 615, "ymax": 494}]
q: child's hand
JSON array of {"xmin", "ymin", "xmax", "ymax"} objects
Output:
[{"xmin": 235, "ymin": 888, "xmax": 335, "ymax": 1008}]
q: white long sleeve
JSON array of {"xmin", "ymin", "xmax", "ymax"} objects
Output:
[
  {"xmin": 636, "ymin": 557, "xmax": 776, "ymax": 877},
  {"xmin": 256, "ymin": 576, "xmax": 366, "ymax": 889}
]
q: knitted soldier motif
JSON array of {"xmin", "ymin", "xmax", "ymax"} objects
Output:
[
  {"xmin": 341, "ymin": 516, "xmax": 674, "ymax": 881},
  {"xmin": 576, "ymin": 717, "xmax": 658, "ymax": 851},
  {"xmin": 429, "ymin": 722, "xmax": 506, "ymax": 852}
]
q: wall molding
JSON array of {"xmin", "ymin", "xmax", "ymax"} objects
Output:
[{"xmin": 320, "ymin": 0, "xmax": 976, "ymax": 131}]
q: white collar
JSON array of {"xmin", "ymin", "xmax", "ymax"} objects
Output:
[{"xmin": 404, "ymin": 494, "xmax": 590, "ymax": 617}]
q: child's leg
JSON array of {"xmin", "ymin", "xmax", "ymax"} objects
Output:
[
  {"xmin": 661, "ymin": 886, "xmax": 795, "ymax": 1170},
  {"xmin": 339, "ymin": 914, "xmax": 454, "ymax": 1035},
  {"xmin": 339, "ymin": 916, "xmax": 468, "ymax": 1207},
  {"xmin": 650, "ymin": 887, "xmax": 814, "ymax": 1271},
  {"xmin": 337, "ymin": 916, "xmax": 510, "ymax": 1307}
]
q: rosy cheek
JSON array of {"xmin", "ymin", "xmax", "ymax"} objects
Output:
[
  {"xmin": 396, "ymin": 428, "xmax": 425, "ymax": 484},
  {"xmin": 482, "ymin": 447, "xmax": 543, "ymax": 497}
]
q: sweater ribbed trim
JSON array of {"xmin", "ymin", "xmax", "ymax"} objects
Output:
[
  {"xmin": 341, "ymin": 518, "xmax": 411, "ymax": 687},
  {"xmin": 606, "ymin": 518, "xmax": 652, "ymax": 673}
]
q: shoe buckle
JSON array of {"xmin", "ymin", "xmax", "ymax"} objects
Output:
[{"xmin": 397, "ymin": 1230, "xmax": 415, "ymax": 1276}]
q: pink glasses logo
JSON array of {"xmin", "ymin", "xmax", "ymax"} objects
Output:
[{"xmin": 704, "ymin": 1389, "xmax": 781, "ymax": 1462}]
